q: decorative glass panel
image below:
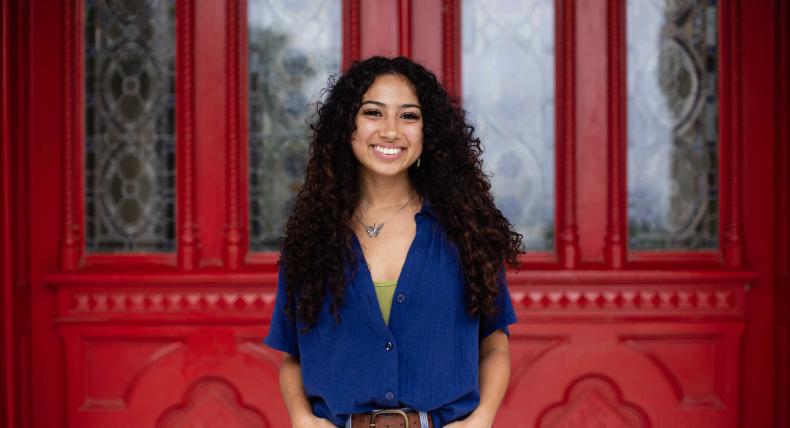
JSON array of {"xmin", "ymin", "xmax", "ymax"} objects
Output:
[
  {"xmin": 462, "ymin": 0, "xmax": 556, "ymax": 251},
  {"xmin": 84, "ymin": 0, "xmax": 176, "ymax": 252},
  {"xmin": 248, "ymin": 0, "xmax": 341, "ymax": 251},
  {"xmin": 627, "ymin": 0, "xmax": 718, "ymax": 250}
]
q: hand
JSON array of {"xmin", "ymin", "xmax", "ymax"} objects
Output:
[
  {"xmin": 443, "ymin": 410, "xmax": 494, "ymax": 428},
  {"xmin": 292, "ymin": 413, "xmax": 338, "ymax": 428}
]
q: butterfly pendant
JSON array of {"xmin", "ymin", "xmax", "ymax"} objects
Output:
[{"xmin": 363, "ymin": 223, "xmax": 384, "ymax": 238}]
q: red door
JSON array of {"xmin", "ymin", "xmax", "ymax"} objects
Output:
[{"xmin": 2, "ymin": 0, "xmax": 787, "ymax": 427}]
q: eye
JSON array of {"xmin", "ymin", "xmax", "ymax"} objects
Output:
[
  {"xmin": 401, "ymin": 112, "xmax": 421, "ymax": 120},
  {"xmin": 362, "ymin": 109, "xmax": 382, "ymax": 117}
]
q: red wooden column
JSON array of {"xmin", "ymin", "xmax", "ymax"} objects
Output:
[
  {"xmin": 556, "ymin": 0, "xmax": 580, "ymax": 269},
  {"xmin": 1, "ymin": 0, "xmax": 32, "ymax": 425},
  {"xmin": 738, "ymin": 0, "xmax": 780, "ymax": 425},
  {"xmin": 1, "ymin": 0, "xmax": 12, "ymax": 424},
  {"xmin": 224, "ymin": 0, "xmax": 243, "ymax": 270},
  {"xmin": 777, "ymin": 0, "xmax": 790, "ymax": 424},
  {"xmin": 176, "ymin": 0, "xmax": 200, "ymax": 270},
  {"xmin": 575, "ymin": 0, "xmax": 609, "ymax": 267}
]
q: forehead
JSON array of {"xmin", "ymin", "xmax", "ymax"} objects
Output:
[{"xmin": 362, "ymin": 74, "xmax": 419, "ymax": 103}]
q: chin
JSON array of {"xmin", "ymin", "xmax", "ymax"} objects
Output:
[{"xmin": 361, "ymin": 163, "xmax": 410, "ymax": 178}]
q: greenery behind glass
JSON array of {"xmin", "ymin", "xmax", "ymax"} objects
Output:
[{"xmin": 248, "ymin": 0, "xmax": 341, "ymax": 252}]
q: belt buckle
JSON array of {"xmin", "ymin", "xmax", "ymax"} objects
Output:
[{"xmin": 369, "ymin": 408, "xmax": 410, "ymax": 427}]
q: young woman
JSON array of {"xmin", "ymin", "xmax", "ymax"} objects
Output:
[{"xmin": 264, "ymin": 56, "xmax": 524, "ymax": 428}]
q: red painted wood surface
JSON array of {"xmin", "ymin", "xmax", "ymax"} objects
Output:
[
  {"xmin": 2, "ymin": 0, "xmax": 788, "ymax": 427},
  {"xmin": 776, "ymin": 2, "xmax": 790, "ymax": 426}
]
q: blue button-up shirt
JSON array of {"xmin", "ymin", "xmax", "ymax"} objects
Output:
[{"xmin": 264, "ymin": 200, "xmax": 518, "ymax": 427}]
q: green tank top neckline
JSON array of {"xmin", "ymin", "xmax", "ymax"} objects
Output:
[{"xmin": 372, "ymin": 279, "xmax": 398, "ymax": 325}]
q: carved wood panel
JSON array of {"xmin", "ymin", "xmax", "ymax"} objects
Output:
[
  {"xmin": 59, "ymin": 325, "xmax": 284, "ymax": 428},
  {"xmin": 497, "ymin": 322, "xmax": 742, "ymax": 427}
]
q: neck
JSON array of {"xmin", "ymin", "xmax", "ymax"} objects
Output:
[{"xmin": 358, "ymin": 170, "xmax": 415, "ymax": 209}]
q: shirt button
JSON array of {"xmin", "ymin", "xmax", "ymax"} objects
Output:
[
  {"xmin": 396, "ymin": 293, "xmax": 406, "ymax": 303},
  {"xmin": 385, "ymin": 341, "xmax": 393, "ymax": 351},
  {"xmin": 385, "ymin": 391, "xmax": 395, "ymax": 400}
]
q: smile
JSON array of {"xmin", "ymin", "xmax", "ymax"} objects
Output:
[{"xmin": 372, "ymin": 145, "xmax": 405, "ymax": 155}]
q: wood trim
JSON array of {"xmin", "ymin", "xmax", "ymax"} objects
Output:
[
  {"xmin": 61, "ymin": 0, "xmax": 83, "ymax": 270},
  {"xmin": 738, "ymin": 0, "xmax": 779, "ymax": 424},
  {"xmin": 605, "ymin": 0, "xmax": 626, "ymax": 269},
  {"xmin": 177, "ymin": 0, "xmax": 200, "ymax": 270},
  {"xmin": 224, "ymin": 0, "xmax": 244, "ymax": 270},
  {"xmin": 46, "ymin": 283, "xmax": 747, "ymax": 324},
  {"xmin": 44, "ymin": 268, "xmax": 757, "ymax": 289},
  {"xmin": 398, "ymin": 0, "xmax": 412, "ymax": 57},
  {"xmin": 441, "ymin": 0, "xmax": 459, "ymax": 98},
  {"xmin": 343, "ymin": 0, "xmax": 361, "ymax": 69},
  {"xmin": 719, "ymin": 0, "xmax": 744, "ymax": 268},
  {"xmin": 626, "ymin": 251, "xmax": 723, "ymax": 267},
  {"xmin": 556, "ymin": 0, "xmax": 579, "ymax": 269},
  {"xmin": 775, "ymin": 0, "xmax": 790, "ymax": 423},
  {"xmin": 1, "ymin": 0, "xmax": 15, "ymax": 424},
  {"xmin": 239, "ymin": 0, "xmax": 253, "ymax": 269},
  {"xmin": 3, "ymin": 1, "xmax": 30, "ymax": 425},
  {"xmin": 574, "ymin": 0, "xmax": 608, "ymax": 266}
]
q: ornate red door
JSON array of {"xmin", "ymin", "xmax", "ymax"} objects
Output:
[{"xmin": 3, "ymin": 0, "xmax": 786, "ymax": 427}]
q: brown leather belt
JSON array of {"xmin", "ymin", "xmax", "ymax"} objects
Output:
[{"xmin": 350, "ymin": 409, "xmax": 433, "ymax": 428}]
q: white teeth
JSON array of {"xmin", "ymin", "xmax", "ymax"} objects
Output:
[{"xmin": 373, "ymin": 145, "xmax": 403, "ymax": 155}]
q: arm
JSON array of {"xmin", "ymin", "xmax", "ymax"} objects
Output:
[
  {"xmin": 279, "ymin": 354, "xmax": 337, "ymax": 428},
  {"xmin": 445, "ymin": 329, "xmax": 511, "ymax": 428}
]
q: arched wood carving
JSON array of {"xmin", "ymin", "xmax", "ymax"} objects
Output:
[
  {"xmin": 157, "ymin": 376, "xmax": 269, "ymax": 428},
  {"xmin": 537, "ymin": 374, "xmax": 650, "ymax": 428}
]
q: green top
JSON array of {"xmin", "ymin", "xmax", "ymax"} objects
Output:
[{"xmin": 373, "ymin": 279, "xmax": 398, "ymax": 325}]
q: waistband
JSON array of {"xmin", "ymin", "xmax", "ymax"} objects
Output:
[{"xmin": 345, "ymin": 408, "xmax": 432, "ymax": 428}]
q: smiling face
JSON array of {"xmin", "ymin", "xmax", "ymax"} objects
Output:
[{"xmin": 351, "ymin": 74, "xmax": 423, "ymax": 180}]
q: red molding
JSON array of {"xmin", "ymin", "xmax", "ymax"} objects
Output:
[
  {"xmin": 239, "ymin": 2, "xmax": 252, "ymax": 271},
  {"xmin": 61, "ymin": 0, "xmax": 82, "ymax": 270},
  {"xmin": 176, "ymin": 0, "xmax": 200, "ymax": 270},
  {"xmin": 556, "ymin": 0, "xmax": 579, "ymax": 269},
  {"xmin": 775, "ymin": 0, "xmax": 790, "ymax": 423},
  {"xmin": 44, "ymin": 268, "xmax": 757, "ymax": 289},
  {"xmin": 441, "ymin": 0, "xmax": 459, "ymax": 98},
  {"xmin": 513, "ymin": 284, "xmax": 745, "ymax": 318},
  {"xmin": 2, "ymin": 0, "xmax": 15, "ymax": 425},
  {"xmin": 241, "ymin": 0, "xmax": 254, "ymax": 271},
  {"xmin": 58, "ymin": 288, "xmax": 278, "ymax": 322},
  {"xmin": 224, "ymin": 0, "xmax": 244, "ymax": 270},
  {"xmin": 343, "ymin": 0, "xmax": 361, "ymax": 69},
  {"xmin": 3, "ymin": 1, "xmax": 31, "ymax": 425},
  {"xmin": 719, "ymin": 0, "xmax": 744, "ymax": 268},
  {"xmin": 605, "ymin": 0, "xmax": 626, "ymax": 269},
  {"xmin": 625, "ymin": 251, "xmax": 724, "ymax": 267},
  {"xmin": 398, "ymin": 0, "xmax": 412, "ymax": 57},
  {"xmin": 48, "ymin": 283, "xmax": 748, "ymax": 324}
]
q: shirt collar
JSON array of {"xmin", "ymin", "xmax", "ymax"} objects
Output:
[{"xmin": 416, "ymin": 198, "xmax": 438, "ymax": 220}]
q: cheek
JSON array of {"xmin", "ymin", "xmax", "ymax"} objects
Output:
[
  {"xmin": 353, "ymin": 123, "xmax": 374, "ymax": 143},
  {"xmin": 407, "ymin": 126, "xmax": 424, "ymax": 147}
]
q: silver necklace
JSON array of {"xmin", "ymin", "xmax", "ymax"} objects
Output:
[{"xmin": 354, "ymin": 194, "xmax": 416, "ymax": 238}]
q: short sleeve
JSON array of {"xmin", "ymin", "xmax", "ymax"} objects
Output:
[
  {"xmin": 263, "ymin": 262, "xmax": 300, "ymax": 358},
  {"xmin": 479, "ymin": 267, "xmax": 517, "ymax": 341}
]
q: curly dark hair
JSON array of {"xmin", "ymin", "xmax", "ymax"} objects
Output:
[{"xmin": 280, "ymin": 56, "xmax": 524, "ymax": 330}]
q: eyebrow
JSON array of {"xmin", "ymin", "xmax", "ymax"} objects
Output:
[{"xmin": 360, "ymin": 100, "xmax": 422, "ymax": 110}]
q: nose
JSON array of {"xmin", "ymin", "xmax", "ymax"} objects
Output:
[{"xmin": 380, "ymin": 116, "xmax": 399, "ymax": 141}]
